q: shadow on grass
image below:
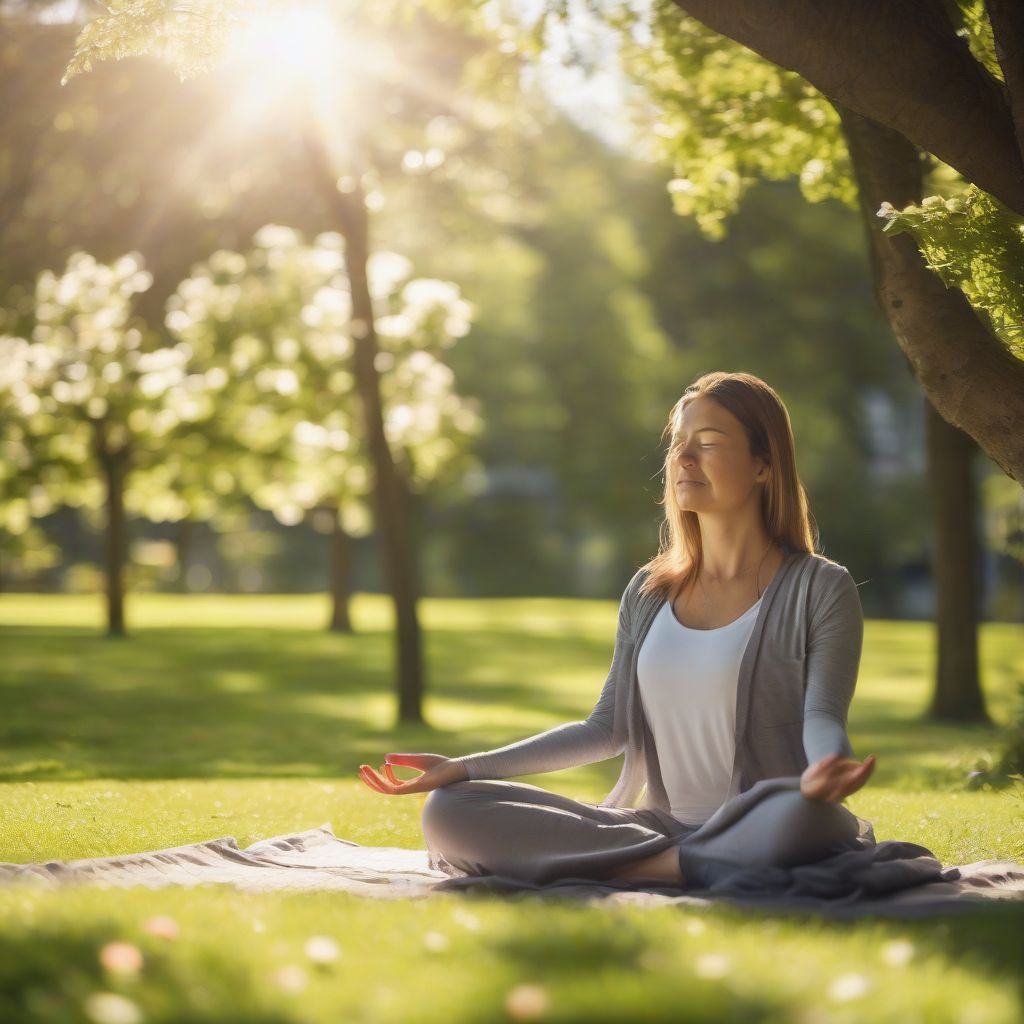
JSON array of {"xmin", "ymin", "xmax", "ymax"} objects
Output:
[
  {"xmin": 0, "ymin": 618, "xmax": 1015, "ymax": 791},
  {"xmin": 0, "ymin": 623, "xmax": 618, "ymax": 783},
  {"xmin": 0, "ymin": 925, "xmax": 296, "ymax": 1024}
]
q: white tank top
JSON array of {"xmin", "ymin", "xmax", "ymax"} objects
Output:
[{"xmin": 637, "ymin": 594, "xmax": 763, "ymax": 826}]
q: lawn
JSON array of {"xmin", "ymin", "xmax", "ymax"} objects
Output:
[{"xmin": 1, "ymin": 593, "xmax": 1021, "ymax": 1024}]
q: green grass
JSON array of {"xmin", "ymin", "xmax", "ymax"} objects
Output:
[{"xmin": 1, "ymin": 593, "xmax": 1022, "ymax": 1024}]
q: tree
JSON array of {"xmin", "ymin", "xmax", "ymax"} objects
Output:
[
  {"xmin": 165, "ymin": 226, "xmax": 482, "ymax": 633},
  {"xmin": 649, "ymin": 0, "xmax": 1024, "ymax": 486},
  {"xmin": 545, "ymin": 0, "xmax": 1003, "ymax": 719},
  {"xmin": 56, "ymin": 0, "xmax": 504, "ymax": 721},
  {"xmin": 0, "ymin": 251, "xmax": 198, "ymax": 634}
]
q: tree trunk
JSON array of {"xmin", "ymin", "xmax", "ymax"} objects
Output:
[
  {"xmin": 328, "ymin": 508, "xmax": 354, "ymax": 633},
  {"xmin": 95, "ymin": 433, "xmax": 128, "ymax": 637},
  {"xmin": 302, "ymin": 128, "xmax": 425, "ymax": 725},
  {"xmin": 924, "ymin": 397, "xmax": 989, "ymax": 722},
  {"xmin": 836, "ymin": 104, "xmax": 990, "ymax": 723},
  {"xmin": 176, "ymin": 517, "xmax": 192, "ymax": 593}
]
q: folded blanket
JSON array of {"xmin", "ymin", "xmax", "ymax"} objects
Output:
[{"xmin": 2, "ymin": 824, "xmax": 1021, "ymax": 920}]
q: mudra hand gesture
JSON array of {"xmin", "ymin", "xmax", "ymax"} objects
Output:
[
  {"xmin": 800, "ymin": 751, "xmax": 876, "ymax": 802},
  {"xmin": 358, "ymin": 753, "xmax": 461, "ymax": 795}
]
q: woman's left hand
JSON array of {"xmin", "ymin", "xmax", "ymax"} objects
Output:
[{"xmin": 800, "ymin": 752, "xmax": 876, "ymax": 803}]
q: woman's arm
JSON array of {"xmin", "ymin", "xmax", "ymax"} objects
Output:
[
  {"xmin": 801, "ymin": 565, "xmax": 863, "ymax": 765},
  {"xmin": 446, "ymin": 575, "xmax": 639, "ymax": 780}
]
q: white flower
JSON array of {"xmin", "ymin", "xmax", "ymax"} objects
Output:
[
  {"xmin": 304, "ymin": 935, "xmax": 341, "ymax": 964},
  {"xmin": 881, "ymin": 938, "xmax": 915, "ymax": 967},
  {"xmin": 694, "ymin": 952, "xmax": 732, "ymax": 978},
  {"xmin": 828, "ymin": 972, "xmax": 872, "ymax": 1001},
  {"xmin": 451, "ymin": 908, "xmax": 481, "ymax": 931},
  {"xmin": 83, "ymin": 992, "xmax": 142, "ymax": 1024},
  {"xmin": 272, "ymin": 964, "xmax": 308, "ymax": 993}
]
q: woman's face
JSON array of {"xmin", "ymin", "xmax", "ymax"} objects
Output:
[{"xmin": 667, "ymin": 395, "xmax": 769, "ymax": 516}]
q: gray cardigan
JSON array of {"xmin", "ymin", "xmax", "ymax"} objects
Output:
[{"xmin": 449, "ymin": 544, "xmax": 864, "ymax": 814}]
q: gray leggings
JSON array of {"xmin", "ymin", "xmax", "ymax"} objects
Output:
[{"xmin": 421, "ymin": 775, "xmax": 863, "ymax": 888}]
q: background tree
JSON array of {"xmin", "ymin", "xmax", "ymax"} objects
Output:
[
  {"xmin": 0, "ymin": 251, "xmax": 197, "ymax": 635},
  {"xmin": 165, "ymin": 226, "xmax": 482, "ymax": 638}
]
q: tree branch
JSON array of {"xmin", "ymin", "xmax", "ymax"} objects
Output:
[{"xmin": 671, "ymin": 0, "xmax": 1024, "ymax": 214}]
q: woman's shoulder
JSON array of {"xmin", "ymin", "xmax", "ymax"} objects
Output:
[
  {"xmin": 787, "ymin": 548, "xmax": 855, "ymax": 581},
  {"xmin": 789, "ymin": 552, "xmax": 863, "ymax": 621}
]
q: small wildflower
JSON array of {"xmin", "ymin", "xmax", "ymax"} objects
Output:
[
  {"xmin": 694, "ymin": 952, "xmax": 732, "ymax": 978},
  {"xmin": 828, "ymin": 972, "xmax": 872, "ymax": 1001},
  {"xmin": 142, "ymin": 915, "xmax": 179, "ymax": 940},
  {"xmin": 252, "ymin": 919, "xmax": 265, "ymax": 934},
  {"xmin": 876, "ymin": 201, "xmax": 897, "ymax": 219},
  {"xmin": 272, "ymin": 965, "xmax": 308, "ymax": 994},
  {"xmin": 685, "ymin": 918, "xmax": 706, "ymax": 936},
  {"xmin": 98, "ymin": 942, "xmax": 143, "ymax": 975},
  {"xmin": 423, "ymin": 930, "xmax": 449, "ymax": 952},
  {"xmin": 304, "ymin": 935, "xmax": 341, "ymax": 964},
  {"xmin": 83, "ymin": 992, "xmax": 142, "ymax": 1024},
  {"xmin": 451, "ymin": 908, "xmax": 480, "ymax": 931},
  {"xmin": 881, "ymin": 938, "xmax": 915, "ymax": 967},
  {"xmin": 504, "ymin": 983, "xmax": 549, "ymax": 1020}
]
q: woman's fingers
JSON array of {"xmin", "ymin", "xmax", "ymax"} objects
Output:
[
  {"xmin": 359, "ymin": 763, "xmax": 425, "ymax": 796},
  {"xmin": 359, "ymin": 764, "xmax": 388, "ymax": 793},
  {"xmin": 385, "ymin": 753, "xmax": 427, "ymax": 767}
]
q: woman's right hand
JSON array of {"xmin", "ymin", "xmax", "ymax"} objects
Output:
[
  {"xmin": 358, "ymin": 753, "xmax": 466, "ymax": 795},
  {"xmin": 800, "ymin": 752, "xmax": 876, "ymax": 803}
]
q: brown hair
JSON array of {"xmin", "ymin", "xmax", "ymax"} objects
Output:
[{"xmin": 637, "ymin": 371, "xmax": 819, "ymax": 600}]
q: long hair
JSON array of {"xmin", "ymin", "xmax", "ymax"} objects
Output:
[{"xmin": 637, "ymin": 371, "xmax": 819, "ymax": 600}]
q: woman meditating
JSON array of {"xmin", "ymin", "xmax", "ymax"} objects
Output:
[{"xmin": 358, "ymin": 370, "xmax": 878, "ymax": 890}]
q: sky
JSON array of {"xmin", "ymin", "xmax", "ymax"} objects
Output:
[{"xmin": 510, "ymin": 0, "xmax": 646, "ymax": 150}]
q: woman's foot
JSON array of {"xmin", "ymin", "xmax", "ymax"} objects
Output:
[{"xmin": 603, "ymin": 845, "xmax": 686, "ymax": 885}]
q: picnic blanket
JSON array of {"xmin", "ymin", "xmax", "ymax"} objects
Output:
[{"xmin": 2, "ymin": 823, "xmax": 1022, "ymax": 920}]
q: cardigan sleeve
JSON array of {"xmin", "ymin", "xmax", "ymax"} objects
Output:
[
  {"xmin": 802, "ymin": 565, "xmax": 863, "ymax": 765},
  {"xmin": 446, "ymin": 574, "xmax": 637, "ymax": 781}
]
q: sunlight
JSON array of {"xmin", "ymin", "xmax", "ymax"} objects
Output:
[
  {"xmin": 229, "ymin": 6, "xmax": 339, "ymax": 76},
  {"xmin": 224, "ymin": 4, "xmax": 348, "ymax": 116}
]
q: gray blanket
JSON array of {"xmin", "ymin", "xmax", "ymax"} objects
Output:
[{"xmin": 2, "ymin": 824, "xmax": 1022, "ymax": 919}]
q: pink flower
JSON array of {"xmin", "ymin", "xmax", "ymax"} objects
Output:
[
  {"xmin": 142, "ymin": 915, "xmax": 179, "ymax": 940},
  {"xmin": 504, "ymin": 984, "xmax": 549, "ymax": 1020},
  {"xmin": 98, "ymin": 942, "xmax": 143, "ymax": 975}
]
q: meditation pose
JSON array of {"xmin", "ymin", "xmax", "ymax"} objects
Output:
[{"xmin": 359, "ymin": 370, "xmax": 878, "ymax": 890}]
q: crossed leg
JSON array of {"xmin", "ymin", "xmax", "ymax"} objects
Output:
[
  {"xmin": 623, "ymin": 776, "xmax": 864, "ymax": 887},
  {"xmin": 422, "ymin": 775, "xmax": 863, "ymax": 889},
  {"xmin": 422, "ymin": 779, "xmax": 685, "ymax": 886}
]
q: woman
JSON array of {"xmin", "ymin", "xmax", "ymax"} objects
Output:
[{"xmin": 358, "ymin": 371, "xmax": 878, "ymax": 890}]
